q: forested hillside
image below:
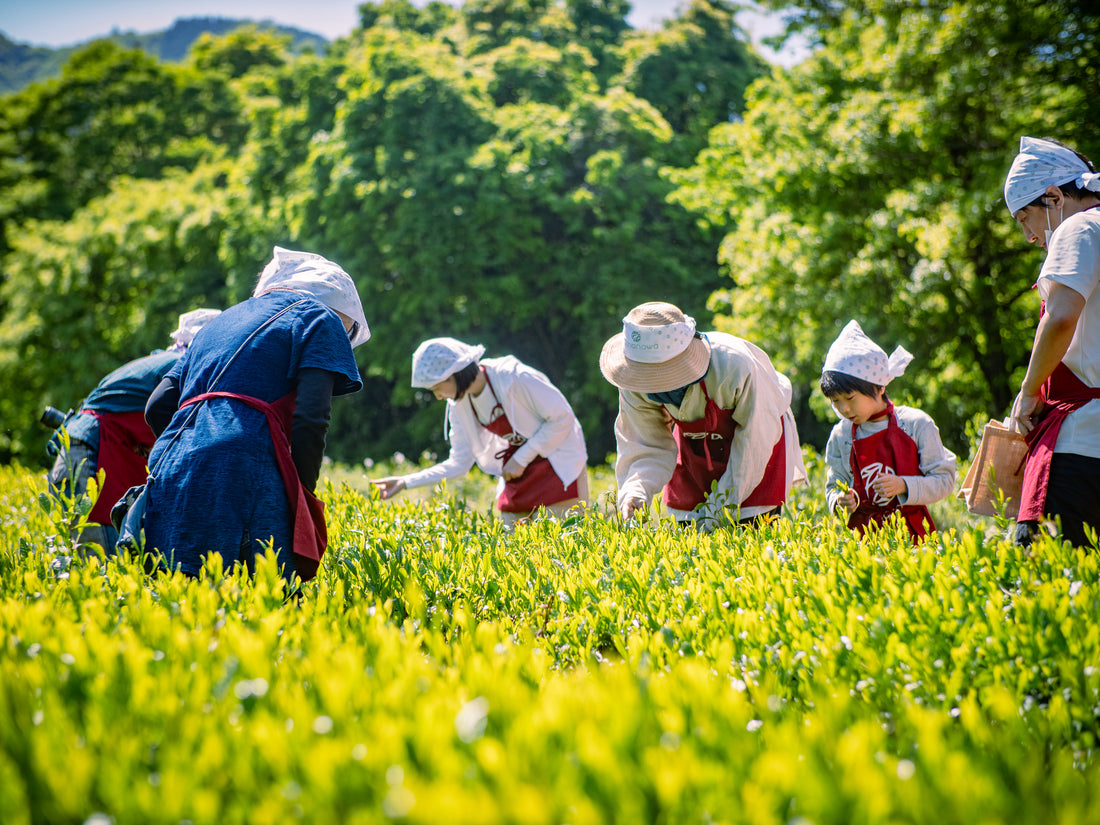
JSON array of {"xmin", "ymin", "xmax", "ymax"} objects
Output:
[
  {"xmin": 0, "ymin": 17, "xmax": 327, "ymax": 93},
  {"xmin": 0, "ymin": 0, "xmax": 1096, "ymax": 469}
]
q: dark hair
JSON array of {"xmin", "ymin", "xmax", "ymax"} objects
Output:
[
  {"xmin": 1028, "ymin": 137, "xmax": 1097, "ymax": 208},
  {"xmin": 820, "ymin": 370, "xmax": 886, "ymax": 400},
  {"xmin": 452, "ymin": 361, "xmax": 480, "ymax": 400}
]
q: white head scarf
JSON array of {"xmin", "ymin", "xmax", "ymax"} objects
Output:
[
  {"xmin": 823, "ymin": 320, "xmax": 913, "ymax": 386},
  {"xmin": 170, "ymin": 308, "xmax": 221, "ymax": 348},
  {"xmin": 1004, "ymin": 136, "xmax": 1100, "ymax": 214},
  {"xmin": 410, "ymin": 338, "xmax": 485, "ymax": 388},
  {"xmin": 253, "ymin": 246, "xmax": 370, "ymax": 347}
]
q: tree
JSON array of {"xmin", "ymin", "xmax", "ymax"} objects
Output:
[
  {"xmin": 619, "ymin": 0, "xmax": 768, "ymax": 163},
  {"xmin": 672, "ymin": 0, "xmax": 1100, "ymax": 453},
  {"xmin": 0, "ymin": 168, "xmax": 235, "ymax": 460},
  {"xmin": 0, "ymin": 0, "xmax": 767, "ymax": 466}
]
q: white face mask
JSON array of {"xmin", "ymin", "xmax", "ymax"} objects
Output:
[{"xmin": 1044, "ymin": 203, "xmax": 1064, "ymax": 247}]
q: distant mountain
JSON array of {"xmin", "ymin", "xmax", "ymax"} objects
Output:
[{"xmin": 0, "ymin": 16, "xmax": 330, "ymax": 95}]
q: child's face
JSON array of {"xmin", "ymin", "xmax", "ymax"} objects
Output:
[{"xmin": 830, "ymin": 388, "xmax": 888, "ymax": 426}]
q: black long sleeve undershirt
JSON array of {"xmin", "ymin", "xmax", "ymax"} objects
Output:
[
  {"xmin": 144, "ymin": 369, "xmax": 336, "ymax": 492},
  {"xmin": 145, "ymin": 376, "xmax": 179, "ymax": 438},
  {"xmin": 292, "ymin": 368, "xmax": 335, "ymax": 492}
]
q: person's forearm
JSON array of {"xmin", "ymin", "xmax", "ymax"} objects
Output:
[
  {"xmin": 1021, "ymin": 287, "xmax": 1085, "ymax": 395},
  {"xmin": 145, "ymin": 377, "xmax": 180, "ymax": 436},
  {"xmin": 292, "ymin": 369, "xmax": 335, "ymax": 491},
  {"xmin": 1022, "ymin": 315, "xmax": 1077, "ymax": 395}
]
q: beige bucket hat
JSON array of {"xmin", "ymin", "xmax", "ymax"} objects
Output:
[{"xmin": 600, "ymin": 302, "xmax": 711, "ymax": 393}]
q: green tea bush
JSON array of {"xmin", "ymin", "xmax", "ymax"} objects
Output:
[{"xmin": 1, "ymin": 456, "xmax": 1098, "ymax": 824}]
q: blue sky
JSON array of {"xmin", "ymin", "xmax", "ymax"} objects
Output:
[{"xmin": 0, "ymin": 0, "xmax": 807, "ymax": 65}]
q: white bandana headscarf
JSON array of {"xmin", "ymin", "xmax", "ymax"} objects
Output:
[
  {"xmin": 621, "ymin": 312, "xmax": 696, "ymax": 364},
  {"xmin": 823, "ymin": 320, "xmax": 913, "ymax": 386},
  {"xmin": 170, "ymin": 308, "xmax": 221, "ymax": 349},
  {"xmin": 411, "ymin": 338, "xmax": 485, "ymax": 388},
  {"xmin": 1004, "ymin": 136, "xmax": 1100, "ymax": 214},
  {"xmin": 253, "ymin": 246, "xmax": 370, "ymax": 348}
]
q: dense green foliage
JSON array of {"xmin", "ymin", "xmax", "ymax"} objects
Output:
[
  {"xmin": 2, "ymin": 458, "xmax": 1099, "ymax": 822},
  {"xmin": 671, "ymin": 0, "xmax": 1100, "ymax": 449},
  {"xmin": 0, "ymin": 0, "xmax": 759, "ymax": 466}
]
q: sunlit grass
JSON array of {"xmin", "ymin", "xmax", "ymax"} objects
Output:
[{"xmin": 0, "ymin": 456, "xmax": 1094, "ymax": 824}]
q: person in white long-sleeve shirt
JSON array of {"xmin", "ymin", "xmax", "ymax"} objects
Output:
[
  {"xmin": 820, "ymin": 320, "xmax": 956, "ymax": 542},
  {"xmin": 373, "ymin": 338, "xmax": 588, "ymax": 525},
  {"xmin": 600, "ymin": 301, "xmax": 806, "ymax": 530}
]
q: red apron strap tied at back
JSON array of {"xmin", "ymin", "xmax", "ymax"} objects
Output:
[
  {"xmin": 1018, "ymin": 362, "xmax": 1100, "ymax": 523},
  {"xmin": 181, "ymin": 390, "xmax": 327, "ymax": 581}
]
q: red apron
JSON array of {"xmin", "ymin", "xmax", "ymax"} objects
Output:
[
  {"xmin": 86, "ymin": 410, "xmax": 156, "ymax": 525},
  {"xmin": 181, "ymin": 391, "xmax": 327, "ymax": 581},
  {"xmin": 1018, "ymin": 362, "xmax": 1100, "ymax": 523},
  {"xmin": 847, "ymin": 403, "xmax": 933, "ymax": 541},
  {"xmin": 663, "ymin": 380, "xmax": 786, "ymax": 513},
  {"xmin": 477, "ymin": 372, "xmax": 578, "ymax": 513}
]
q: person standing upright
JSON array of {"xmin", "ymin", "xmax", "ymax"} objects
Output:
[{"xmin": 1003, "ymin": 136, "xmax": 1100, "ymax": 547}]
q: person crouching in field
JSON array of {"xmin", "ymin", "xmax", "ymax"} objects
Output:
[
  {"xmin": 45, "ymin": 308, "xmax": 221, "ymax": 553},
  {"xmin": 142, "ymin": 247, "xmax": 369, "ymax": 582},
  {"xmin": 1003, "ymin": 136, "xmax": 1100, "ymax": 548},
  {"xmin": 372, "ymin": 338, "xmax": 588, "ymax": 526},
  {"xmin": 821, "ymin": 320, "xmax": 956, "ymax": 542},
  {"xmin": 600, "ymin": 301, "xmax": 805, "ymax": 531}
]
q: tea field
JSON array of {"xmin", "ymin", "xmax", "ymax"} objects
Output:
[{"xmin": 1, "ymin": 454, "xmax": 1099, "ymax": 824}]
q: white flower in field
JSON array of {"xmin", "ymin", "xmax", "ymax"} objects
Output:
[
  {"xmin": 382, "ymin": 786, "xmax": 415, "ymax": 818},
  {"xmin": 1069, "ymin": 580, "xmax": 1083, "ymax": 598},
  {"xmin": 455, "ymin": 696, "xmax": 490, "ymax": 743},
  {"xmin": 363, "ymin": 457, "xmax": 375, "ymax": 469},
  {"xmin": 896, "ymin": 759, "xmax": 916, "ymax": 780},
  {"xmin": 746, "ymin": 719, "xmax": 763, "ymax": 732},
  {"xmin": 393, "ymin": 451, "xmax": 406, "ymax": 464},
  {"xmin": 84, "ymin": 816, "xmax": 114, "ymax": 825},
  {"xmin": 312, "ymin": 715, "xmax": 334, "ymax": 734}
]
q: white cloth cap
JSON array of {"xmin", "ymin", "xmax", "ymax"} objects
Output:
[
  {"xmin": 823, "ymin": 320, "xmax": 913, "ymax": 386},
  {"xmin": 621, "ymin": 312, "xmax": 697, "ymax": 364},
  {"xmin": 411, "ymin": 338, "xmax": 485, "ymax": 388},
  {"xmin": 253, "ymin": 246, "xmax": 370, "ymax": 347},
  {"xmin": 170, "ymin": 308, "xmax": 221, "ymax": 347},
  {"xmin": 1004, "ymin": 136, "xmax": 1100, "ymax": 214}
]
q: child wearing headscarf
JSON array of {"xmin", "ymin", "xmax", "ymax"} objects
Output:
[
  {"xmin": 821, "ymin": 320, "xmax": 956, "ymax": 541},
  {"xmin": 1003, "ymin": 136, "xmax": 1100, "ymax": 548}
]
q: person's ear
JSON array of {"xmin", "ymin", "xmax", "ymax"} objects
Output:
[{"xmin": 1045, "ymin": 184, "xmax": 1065, "ymax": 209}]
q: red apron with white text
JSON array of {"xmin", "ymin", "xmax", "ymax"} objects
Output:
[
  {"xmin": 181, "ymin": 390, "xmax": 327, "ymax": 581},
  {"xmin": 847, "ymin": 403, "xmax": 933, "ymax": 541},
  {"xmin": 1018, "ymin": 362, "xmax": 1100, "ymax": 523},
  {"xmin": 478, "ymin": 372, "xmax": 578, "ymax": 514},
  {"xmin": 663, "ymin": 380, "xmax": 786, "ymax": 513},
  {"xmin": 86, "ymin": 410, "xmax": 156, "ymax": 525}
]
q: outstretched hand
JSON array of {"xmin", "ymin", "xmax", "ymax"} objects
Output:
[
  {"xmin": 620, "ymin": 497, "xmax": 647, "ymax": 520},
  {"xmin": 371, "ymin": 477, "xmax": 406, "ymax": 500}
]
